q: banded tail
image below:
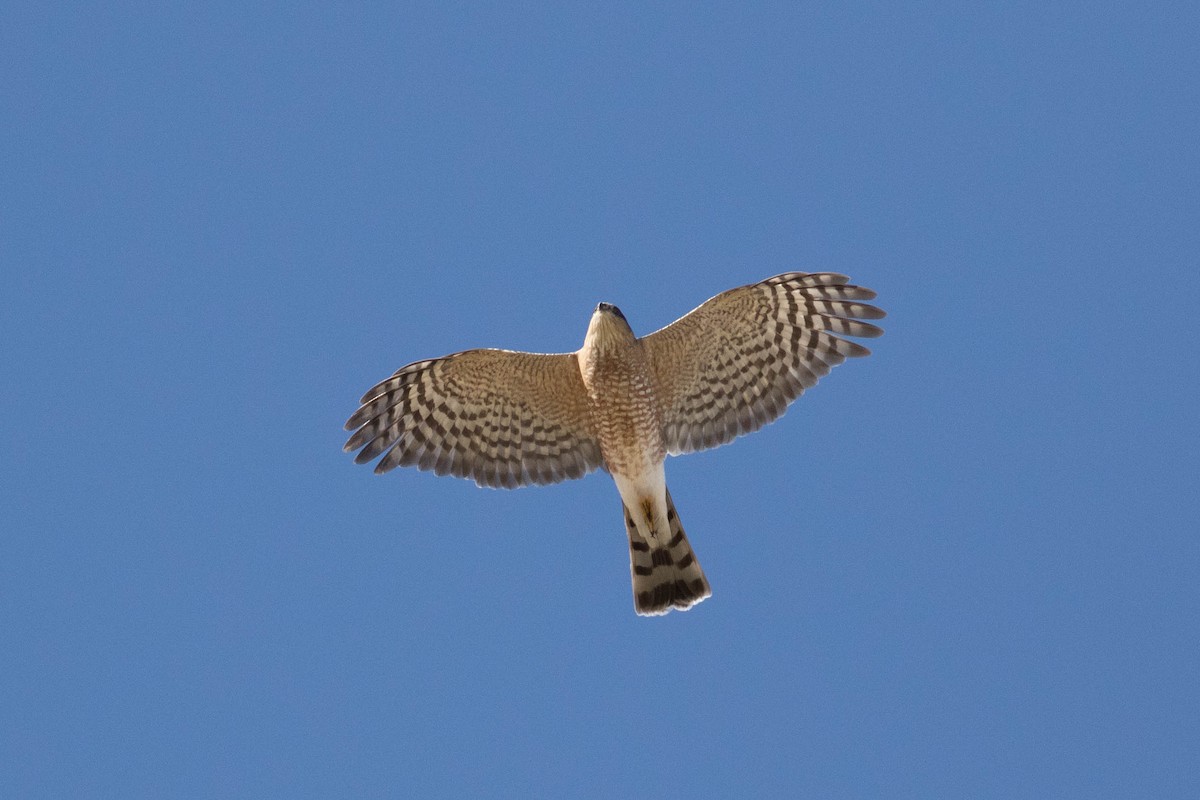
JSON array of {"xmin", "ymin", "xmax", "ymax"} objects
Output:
[{"xmin": 623, "ymin": 488, "xmax": 711, "ymax": 616}]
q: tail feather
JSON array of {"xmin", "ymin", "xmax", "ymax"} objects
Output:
[{"xmin": 624, "ymin": 489, "xmax": 711, "ymax": 616}]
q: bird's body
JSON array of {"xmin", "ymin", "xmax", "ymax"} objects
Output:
[
  {"xmin": 344, "ymin": 273, "xmax": 884, "ymax": 615},
  {"xmin": 579, "ymin": 304, "xmax": 709, "ymax": 611}
]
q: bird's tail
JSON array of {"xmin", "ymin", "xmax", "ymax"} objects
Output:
[{"xmin": 624, "ymin": 488, "xmax": 711, "ymax": 616}]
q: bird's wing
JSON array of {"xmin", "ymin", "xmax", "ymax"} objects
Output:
[
  {"xmin": 344, "ymin": 349, "xmax": 603, "ymax": 488},
  {"xmin": 641, "ymin": 272, "xmax": 885, "ymax": 455}
]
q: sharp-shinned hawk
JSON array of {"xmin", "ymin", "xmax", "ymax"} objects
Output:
[{"xmin": 344, "ymin": 273, "xmax": 884, "ymax": 615}]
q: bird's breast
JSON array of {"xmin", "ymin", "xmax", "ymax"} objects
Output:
[{"xmin": 578, "ymin": 347, "xmax": 665, "ymax": 475}]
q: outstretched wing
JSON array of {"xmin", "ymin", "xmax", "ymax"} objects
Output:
[
  {"xmin": 344, "ymin": 349, "xmax": 603, "ymax": 488},
  {"xmin": 641, "ymin": 272, "xmax": 885, "ymax": 455}
]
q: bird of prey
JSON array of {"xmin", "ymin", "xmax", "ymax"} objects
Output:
[{"xmin": 343, "ymin": 273, "xmax": 884, "ymax": 616}]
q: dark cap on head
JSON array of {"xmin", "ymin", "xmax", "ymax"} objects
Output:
[{"xmin": 596, "ymin": 302, "xmax": 627, "ymax": 322}]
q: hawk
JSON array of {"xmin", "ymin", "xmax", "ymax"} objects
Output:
[{"xmin": 344, "ymin": 273, "xmax": 884, "ymax": 615}]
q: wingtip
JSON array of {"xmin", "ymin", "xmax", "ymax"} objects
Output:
[{"xmin": 859, "ymin": 321, "xmax": 885, "ymax": 338}]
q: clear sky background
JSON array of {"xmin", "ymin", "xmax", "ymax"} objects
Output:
[{"xmin": 4, "ymin": 2, "xmax": 1198, "ymax": 798}]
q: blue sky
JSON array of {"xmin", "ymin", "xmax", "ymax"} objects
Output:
[{"xmin": 3, "ymin": 2, "xmax": 1198, "ymax": 797}]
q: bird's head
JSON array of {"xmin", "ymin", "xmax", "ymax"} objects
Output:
[{"xmin": 583, "ymin": 302, "xmax": 635, "ymax": 352}]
